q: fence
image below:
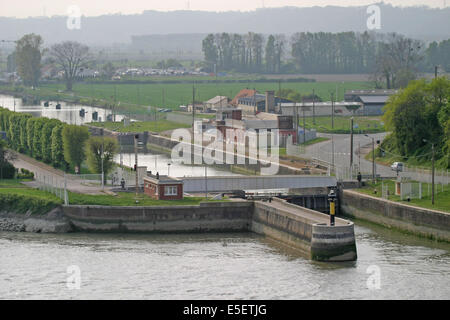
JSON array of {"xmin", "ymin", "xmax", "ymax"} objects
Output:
[
  {"xmin": 34, "ymin": 172, "xmax": 68, "ymax": 205},
  {"xmin": 403, "ymin": 165, "xmax": 449, "ymax": 185},
  {"xmin": 400, "ymin": 182, "xmax": 422, "ymax": 200}
]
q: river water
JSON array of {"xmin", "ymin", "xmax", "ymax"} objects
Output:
[
  {"xmin": 0, "ymin": 221, "xmax": 449, "ymax": 300},
  {"xmin": 0, "ymin": 94, "xmax": 449, "ymax": 299}
]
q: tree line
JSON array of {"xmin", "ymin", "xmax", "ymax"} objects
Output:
[
  {"xmin": 381, "ymin": 77, "xmax": 450, "ymax": 168},
  {"xmin": 9, "ymin": 33, "xmax": 90, "ymax": 91},
  {"xmin": 0, "ymin": 108, "xmax": 118, "ymax": 177},
  {"xmin": 202, "ymin": 31, "xmax": 450, "ymax": 88}
]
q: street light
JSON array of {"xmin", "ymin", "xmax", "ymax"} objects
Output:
[
  {"xmin": 205, "ymin": 165, "xmax": 208, "ymax": 200},
  {"xmin": 423, "ymin": 139, "xmax": 435, "ymax": 205},
  {"xmin": 365, "ymin": 134, "xmax": 376, "ymax": 183}
]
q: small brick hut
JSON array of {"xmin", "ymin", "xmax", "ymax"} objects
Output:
[{"xmin": 143, "ymin": 173, "xmax": 184, "ymax": 200}]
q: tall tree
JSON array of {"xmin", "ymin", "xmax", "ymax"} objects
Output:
[
  {"xmin": 265, "ymin": 35, "xmax": 276, "ymax": 73},
  {"xmin": 62, "ymin": 125, "xmax": 90, "ymax": 173},
  {"xmin": 51, "ymin": 124, "xmax": 66, "ymax": 169},
  {"xmin": 85, "ymin": 136, "xmax": 118, "ymax": 182},
  {"xmin": 15, "ymin": 34, "xmax": 43, "ymax": 87},
  {"xmin": 50, "ymin": 41, "xmax": 90, "ymax": 91},
  {"xmin": 202, "ymin": 34, "xmax": 218, "ymax": 72}
]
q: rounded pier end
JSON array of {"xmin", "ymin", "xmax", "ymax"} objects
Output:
[{"xmin": 311, "ymin": 222, "xmax": 357, "ymax": 262}]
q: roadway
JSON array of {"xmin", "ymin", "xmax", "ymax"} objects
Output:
[{"xmin": 303, "ymin": 132, "xmax": 449, "ymax": 184}]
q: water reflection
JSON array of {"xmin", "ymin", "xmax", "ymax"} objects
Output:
[{"xmin": 0, "ymin": 94, "xmax": 126, "ymax": 125}]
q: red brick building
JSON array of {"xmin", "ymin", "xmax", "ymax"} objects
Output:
[{"xmin": 143, "ymin": 174, "xmax": 184, "ymax": 200}]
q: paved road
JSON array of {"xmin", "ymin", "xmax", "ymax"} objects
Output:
[
  {"xmin": 10, "ymin": 151, "xmax": 105, "ymax": 194},
  {"xmin": 303, "ymin": 133, "xmax": 449, "ymax": 184},
  {"xmin": 304, "ymin": 132, "xmax": 393, "ymax": 178}
]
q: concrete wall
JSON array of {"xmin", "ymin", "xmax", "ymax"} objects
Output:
[
  {"xmin": 61, "ymin": 198, "xmax": 357, "ymax": 261},
  {"xmin": 251, "ymin": 198, "xmax": 357, "ymax": 261},
  {"xmin": 341, "ymin": 190, "xmax": 450, "ymax": 242},
  {"xmin": 63, "ymin": 201, "xmax": 252, "ymax": 233}
]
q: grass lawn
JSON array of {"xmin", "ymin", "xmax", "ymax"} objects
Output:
[
  {"xmin": 0, "ymin": 179, "xmax": 224, "ymax": 208},
  {"xmin": 303, "ymin": 116, "xmax": 385, "ymax": 134},
  {"xmin": 1, "ymin": 80, "xmax": 374, "ymax": 114},
  {"xmin": 356, "ymin": 179, "xmax": 450, "ymax": 213},
  {"xmin": 88, "ymin": 119, "xmax": 191, "ymax": 133},
  {"xmin": 68, "ymin": 192, "xmax": 219, "ymax": 206}
]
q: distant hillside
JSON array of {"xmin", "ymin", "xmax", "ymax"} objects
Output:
[{"xmin": 0, "ymin": 4, "xmax": 449, "ymax": 46}]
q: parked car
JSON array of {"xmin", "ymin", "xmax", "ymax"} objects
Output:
[{"xmin": 391, "ymin": 162, "xmax": 404, "ymax": 172}]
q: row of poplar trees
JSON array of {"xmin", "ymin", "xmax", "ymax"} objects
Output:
[{"xmin": 0, "ymin": 107, "xmax": 89, "ymax": 172}]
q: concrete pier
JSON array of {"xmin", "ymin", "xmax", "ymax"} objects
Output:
[{"xmin": 62, "ymin": 199, "xmax": 357, "ymax": 262}]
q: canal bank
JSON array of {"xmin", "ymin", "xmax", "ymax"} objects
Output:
[
  {"xmin": 1, "ymin": 199, "xmax": 357, "ymax": 262},
  {"xmin": 340, "ymin": 189, "xmax": 450, "ymax": 242}
]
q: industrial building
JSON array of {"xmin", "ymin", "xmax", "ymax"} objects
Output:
[{"xmin": 344, "ymin": 89, "xmax": 398, "ymax": 115}]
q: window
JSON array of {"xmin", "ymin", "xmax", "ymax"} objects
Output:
[{"xmin": 165, "ymin": 186, "xmax": 178, "ymax": 196}]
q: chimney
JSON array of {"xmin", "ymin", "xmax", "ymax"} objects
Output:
[{"xmin": 265, "ymin": 91, "xmax": 275, "ymax": 113}]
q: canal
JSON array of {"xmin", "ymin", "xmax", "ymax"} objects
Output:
[{"xmin": 0, "ymin": 94, "xmax": 449, "ymax": 299}]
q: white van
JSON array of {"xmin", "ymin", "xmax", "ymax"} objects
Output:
[{"xmin": 391, "ymin": 162, "xmax": 404, "ymax": 172}]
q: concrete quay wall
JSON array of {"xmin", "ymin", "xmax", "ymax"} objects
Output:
[
  {"xmin": 251, "ymin": 198, "xmax": 357, "ymax": 261},
  {"xmin": 62, "ymin": 201, "xmax": 252, "ymax": 233},
  {"xmin": 61, "ymin": 199, "xmax": 357, "ymax": 261},
  {"xmin": 341, "ymin": 190, "xmax": 450, "ymax": 242}
]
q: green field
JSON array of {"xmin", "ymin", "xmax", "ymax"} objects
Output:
[
  {"xmin": 88, "ymin": 120, "xmax": 191, "ymax": 133},
  {"xmin": 1, "ymin": 80, "xmax": 374, "ymax": 115},
  {"xmin": 302, "ymin": 116, "xmax": 385, "ymax": 134},
  {"xmin": 357, "ymin": 180, "xmax": 450, "ymax": 213}
]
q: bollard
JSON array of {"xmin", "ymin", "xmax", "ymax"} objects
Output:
[{"xmin": 328, "ymin": 189, "xmax": 337, "ymax": 226}]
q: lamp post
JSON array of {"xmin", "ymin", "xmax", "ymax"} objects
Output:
[
  {"xmin": 423, "ymin": 139, "xmax": 435, "ymax": 205},
  {"xmin": 365, "ymin": 134, "xmax": 375, "ymax": 183},
  {"xmin": 205, "ymin": 166, "xmax": 208, "ymax": 200},
  {"xmin": 350, "ymin": 117, "xmax": 354, "ymax": 178}
]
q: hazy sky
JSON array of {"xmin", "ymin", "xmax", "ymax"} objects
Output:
[{"xmin": 0, "ymin": 0, "xmax": 447, "ymax": 18}]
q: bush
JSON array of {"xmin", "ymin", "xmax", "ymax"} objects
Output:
[
  {"xmin": 0, "ymin": 193, "xmax": 60, "ymax": 215},
  {"xmin": 17, "ymin": 168, "xmax": 34, "ymax": 179},
  {"xmin": 0, "ymin": 162, "xmax": 16, "ymax": 179}
]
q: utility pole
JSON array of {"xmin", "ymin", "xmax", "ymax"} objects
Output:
[
  {"xmin": 205, "ymin": 166, "xmax": 208, "ymax": 200},
  {"xmin": 435, "ymin": 65, "xmax": 438, "ymax": 79},
  {"xmin": 302, "ymin": 100, "xmax": 306, "ymax": 145},
  {"xmin": 294, "ymin": 102, "xmax": 299, "ymax": 145},
  {"xmin": 432, "ymin": 143, "xmax": 435, "ymax": 205},
  {"xmin": 331, "ymin": 92, "xmax": 335, "ymax": 129},
  {"xmin": 134, "ymin": 134, "xmax": 139, "ymax": 199},
  {"xmin": 331, "ymin": 134, "xmax": 335, "ymax": 169},
  {"xmin": 312, "ymin": 89, "xmax": 316, "ymax": 125},
  {"xmin": 101, "ymin": 128, "xmax": 104, "ymax": 191},
  {"xmin": 358, "ymin": 141, "xmax": 361, "ymax": 171},
  {"xmin": 192, "ymin": 85, "xmax": 196, "ymax": 128},
  {"xmin": 372, "ymin": 137, "xmax": 375, "ymax": 182},
  {"xmin": 253, "ymin": 88, "xmax": 257, "ymax": 115},
  {"xmin": 350, "ymin": 117, "xmax": 354, "ymax": 177}
]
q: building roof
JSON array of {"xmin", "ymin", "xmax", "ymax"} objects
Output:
[
  {"xmin": 358, "ymin": 95, "xmax": 390, "ymax": 104},
  {"xmin": 238, "ymin": 94, "xmax": 266, "ymax": 104},
  {"xmin": 231, "ymin": 89, "xmax": 257, "ymax": 106},
  {"xmin": 280, "ymin": 102, "xmax": 363, "ymax": 108},
  {"xmin": 206, "ymin": 96, "xmax": 228, "ymax": 105},
  {"xmin": 345, "ymin": 89, "xmax": 398, "ymax": 96},
  {"xmin": 143, "ymin": 175, "xmax": 183, "ymax": 185}
]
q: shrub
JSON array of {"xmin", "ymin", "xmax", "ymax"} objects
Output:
[{"xmin": 0, "ymin": 162, "xmax": 16, "ymax": 179}]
